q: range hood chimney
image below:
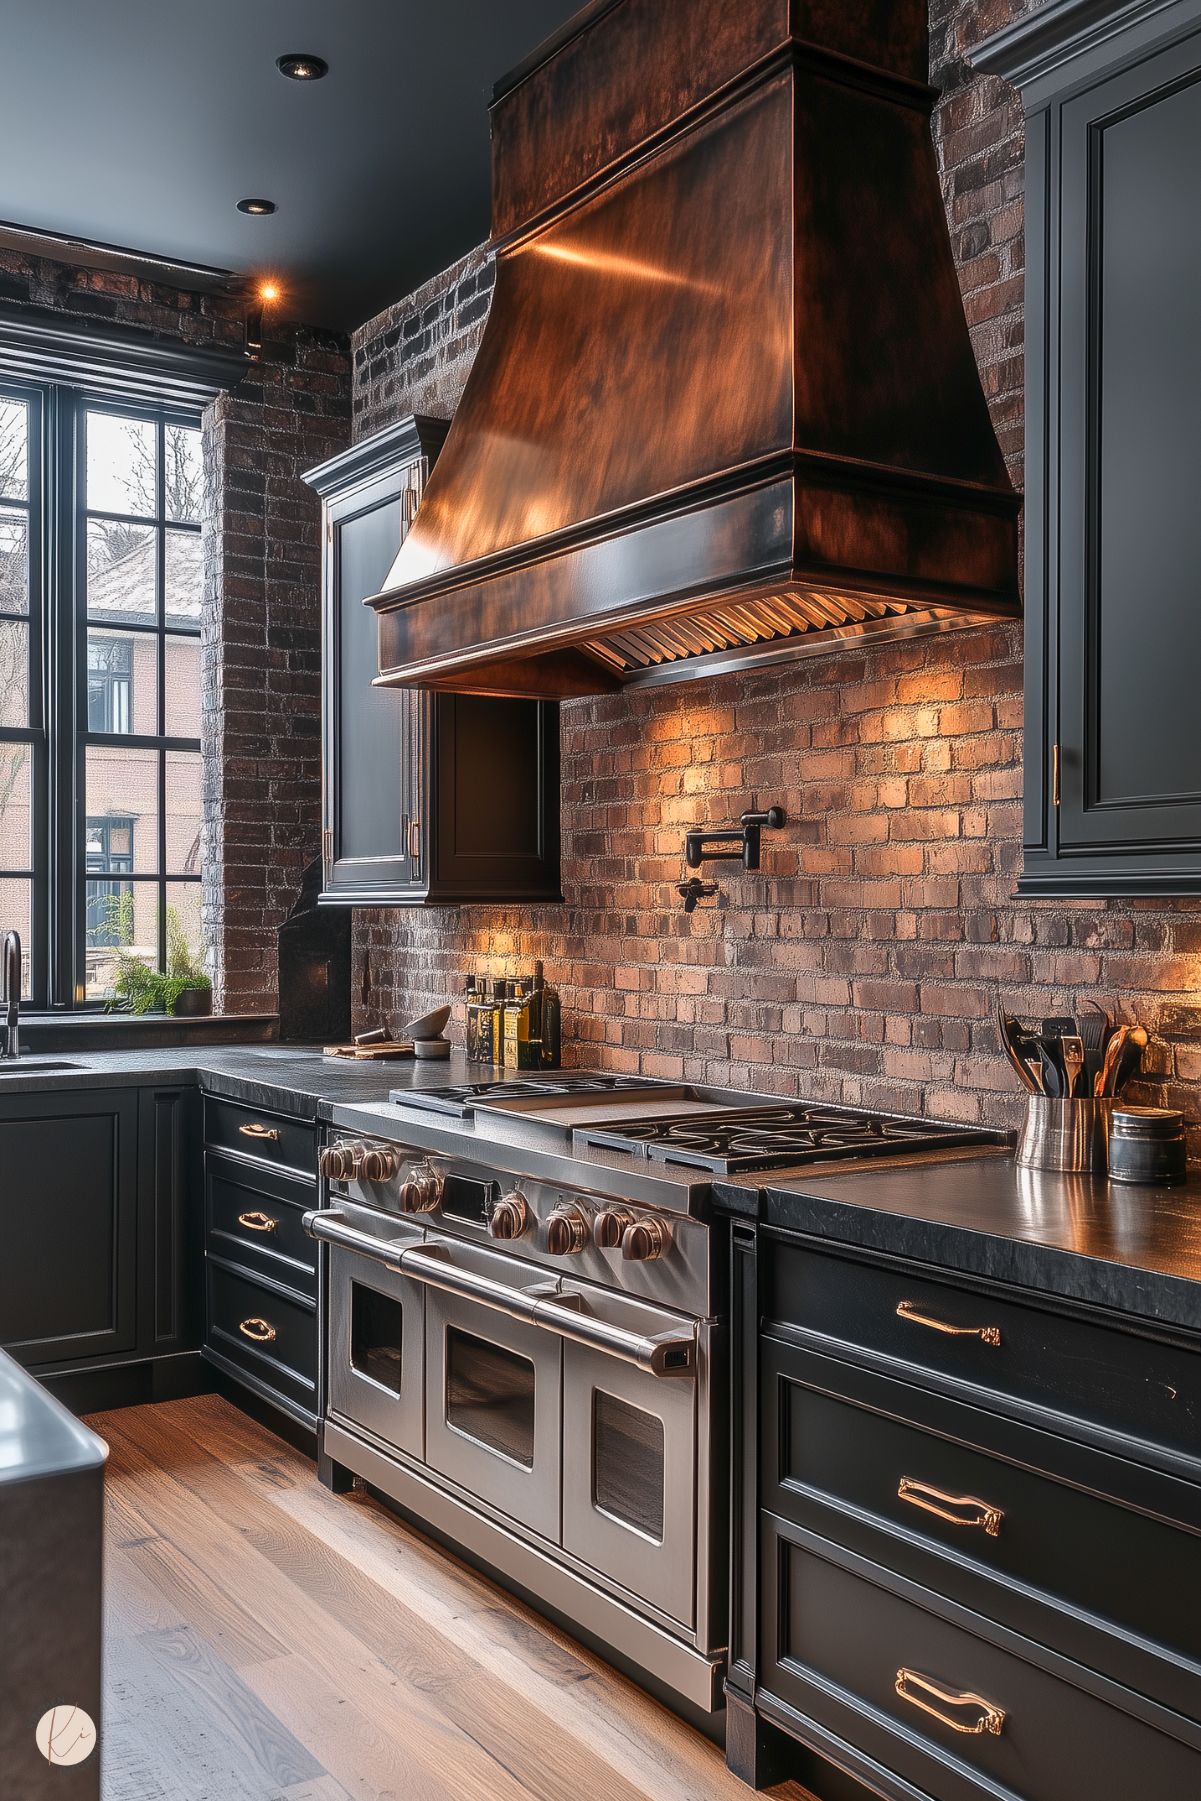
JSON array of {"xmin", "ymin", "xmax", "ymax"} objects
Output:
[{"xmin": 368, "ymin": 0, "xmax": 1020, "ymax": 700}]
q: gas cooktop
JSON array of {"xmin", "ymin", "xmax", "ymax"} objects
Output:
[
  {"xmin": 574, "ymin": 1102, "xmax": 1001, "ymax": 1175},
  {"xmin": 394, "ymin": 1071, "xmax": 673, "ymax": 1118}
]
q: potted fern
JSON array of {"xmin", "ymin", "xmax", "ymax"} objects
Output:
[{"xmin": 94, "ymin": 895, "xmax": 212, "ymax": 1016}]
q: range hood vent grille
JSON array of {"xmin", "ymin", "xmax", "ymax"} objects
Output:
[{"xmin": 586, "ymin": 591, "xmax": 953, "ymax": 681}]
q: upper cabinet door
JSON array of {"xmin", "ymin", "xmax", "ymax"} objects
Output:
[
  {"xmin": 980, "ymin": 0, "xmax": 1201, "ymax": 895},
  {"xmin": 307, "ymin": 418, "xmax": 447, "ymax": 905},
  {"xmin": 306, "ymin": 417, "xmax": 563, "ymax": 907},
  {"xmin": 1058, "ymin": 37, "xmax": 1201, "ymax": 864}
]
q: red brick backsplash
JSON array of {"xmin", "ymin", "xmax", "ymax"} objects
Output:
[{"xmin": 349, "ymin": 0, "xmax": 1201, "ymax": 1145}]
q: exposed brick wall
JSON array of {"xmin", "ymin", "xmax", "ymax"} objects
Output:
[
  {"xmin": 204, "ymin": 322, "xmax": 351, "ymax": 1014},
  {"xmin": 348, "ymin": 3, "xmax": 1201, "ymax": 1143},
  {"xmin": 0, "ymin": 248, "xmax": 350, "ymax": 1014},
  {"xmin": 353, "ymin": 246, "xmax": 495, "ymax": 439}
]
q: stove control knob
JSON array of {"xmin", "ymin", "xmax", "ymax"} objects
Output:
[
  {"xmin": 398, "ymin": 1163, "xmax": 443, "ymax": 1213},
  {"xmin": 621, "ymin": 1217, "xmax": 669, "ymax": 1263},
  {"xmin": 593, "ymin": 1208, "xmax": 634, "ymax": 1250},
  {"xmin": 360, "ymin": 1145, "xmax": 400, "ymax": 1184},
  {"xmin": 545, "ymin": 1205, "xmax": 590, "ymax": 1256},
  {"xmin": 319, "ymin": 1142, "xmax": 362, "ymax": 1182},
  {"xmin": 489, "ymin": 1191, "xmax": 530, "ymax": 1241}
]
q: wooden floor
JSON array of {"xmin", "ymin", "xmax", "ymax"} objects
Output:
[{"xmin": 88, "ymin": 1397, "xmax": 812, "ymax": 1801}]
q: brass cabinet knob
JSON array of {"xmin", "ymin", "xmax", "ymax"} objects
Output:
[
  {"xmin": 621, "ymin": 1217, "xmax": 668, "ymax": 1262},
  {"xmin": 545, "ymin": 1205, "xmax": 590, "ymax": 1256},
  {"xmin": 592, "ymin": 1207, "xmax": 633, "ymax": 1250},
  {"xmin": 489, "ymin": 1191, "xmax": 530, "ymax": 1240},
  {"xmin": 319, "ymin": 1142, "xmax": 362, "ymax": 1182},
  {"xmin": 360, "ymin": 1145, "xmax": 401, "ymax": 1183},
  {"xmin": 398, "ymin": 1163, "xmax": 443, "ymax": 1213}
]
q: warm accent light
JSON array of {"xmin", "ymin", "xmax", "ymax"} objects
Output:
[{"xmin": 258, "ymin": 281, "xmax": 281, "ymax": 303}]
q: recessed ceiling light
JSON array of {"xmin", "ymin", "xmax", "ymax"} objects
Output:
[
  {"xmin": 277, "ymin": 52, "xmax": 328, "ymax": 81},
  {"xmin": 237, "ymin": 198, "xmax": 277, "ymax": 216}
]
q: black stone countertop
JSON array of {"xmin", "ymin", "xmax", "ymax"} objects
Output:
[
  {"xmin": 0, "ymin": 1346, "xmax": 107, "ymax": 1485},
  {"xmin": 0, "ymin": 1043, "xmax": 484, "ymax": 1120},
  {"xmin": 717, "ymin": 1149, "xmax": 1201, "ymax": 1333}
]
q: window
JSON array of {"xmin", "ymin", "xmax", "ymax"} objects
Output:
[
  {"xmin": 0, "ymin": 381, "xmax": 205, "ymax": 1008},
  {"xmin": 86, "ymin": 635, "xmax": 133, "ymax": 733},
  {"xmin": 84, "ymin": 816, "xmax": 134, "ymax": 946}
]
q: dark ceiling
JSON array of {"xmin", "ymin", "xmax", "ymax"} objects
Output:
[{"xmin": 0, "ymin": 0, "xmax": 583, "ymax": 331}]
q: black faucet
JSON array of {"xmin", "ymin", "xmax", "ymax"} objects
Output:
[
  {"xmin": 2, "ymin": 930, "xmax": 20, "ymax": 1059},
  {"xmin": 684, "ymin": 806, "xmax": 785, "ymax": 872}
]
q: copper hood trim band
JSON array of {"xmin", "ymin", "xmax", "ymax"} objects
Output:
[{"xmin": 371, "ymin": 447, "xmax": 1020, "ymax": 617}]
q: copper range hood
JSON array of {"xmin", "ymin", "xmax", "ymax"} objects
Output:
[{"xmin": 368, "ymin": 0, "xmax": 1020, "ymax": 700}]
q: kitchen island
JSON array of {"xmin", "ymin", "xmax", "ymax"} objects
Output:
[{"xmin": 0, "ymin": 1348, "xmax": 106, "ymax": 1800}]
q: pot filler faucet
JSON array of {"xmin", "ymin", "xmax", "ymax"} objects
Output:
[{"xmin": 2, "ymin": 930, "xmax": 20, "ymax": 1059}]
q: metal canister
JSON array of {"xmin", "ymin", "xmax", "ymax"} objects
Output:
[{"xmin": 1107, "ymin": 1107, "xmax": 1187, "ymax": 1186}]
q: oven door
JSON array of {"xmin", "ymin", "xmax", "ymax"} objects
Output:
[
  {"xmin": 322, "ymin": 1205, "xmax": 425, "ymax": 1457},
  {"xmin": 423, "ymin": 1242, "xmax": 562, "ymax": 1543},
  {"xmin": 560, "ymin": 1290, "xmax": 698, "ymax": 1629}
]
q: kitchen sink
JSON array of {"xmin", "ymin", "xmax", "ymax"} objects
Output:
[{"xmin": 0, "ymin": 1060, "xmax": 85, "ymax": 1075}]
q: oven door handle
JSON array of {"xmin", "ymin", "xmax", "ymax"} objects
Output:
[
  {"xmin": 303, "ymin": 1213, "xmax": 695, "ymax": 1379},
  {"xmin": 397, "ymin": 1246, "xmax": 696, "ymax": 1379},
  {"xmin": 398, "ymin": 1245, "xmax": 696, "ymax": 1379},
  {"xmin": 302, "ymin": 1208, "xmax": 415, "ymax": 1268}
]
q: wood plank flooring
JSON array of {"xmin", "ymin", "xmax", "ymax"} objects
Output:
[{"xmin": 88, "ymin": 1397, "xmax": 812, "ymax": 1801}]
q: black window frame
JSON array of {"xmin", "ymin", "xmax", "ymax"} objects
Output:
[{"xmin": 0, "ymin": 377, "xmax": 204, "ymax": 1011}]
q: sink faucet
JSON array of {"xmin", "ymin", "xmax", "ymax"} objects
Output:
[{"xmin": 2, "ymin": 930, "xmax": 20, "ymax": 1059}]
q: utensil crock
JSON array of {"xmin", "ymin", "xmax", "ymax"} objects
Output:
[{"xmin": 1015, "ymin": 1096, "xmax": 1112, "ymax": 1174}]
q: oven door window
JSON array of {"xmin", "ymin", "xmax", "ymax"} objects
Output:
[
  {"xmin": 424, "ymin": 1267, "xmax": 562, "ymax": 1543},
  {"xmin": 351, "ymin": 1285, "xmax": 405, "ymax": 1395},
  {"xmin": 446, "ymin": 1327, "xmax": 536, "ymax": 1467},
  {"xmin": 593, "ymin": 1390, "xmax": 665, "ymax": 1541},
  {"xmin": 327, "ymin": 1245, "xmax": 424, "ymax": 1458},
  {"xmin": 562, "ymin": 1339, "xmax": 697, "ymax": 1629}
]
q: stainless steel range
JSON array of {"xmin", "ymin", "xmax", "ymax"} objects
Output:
[{"xmin": 304, "ymin": 1074, "xmax": 1006, "ymax": 1718}]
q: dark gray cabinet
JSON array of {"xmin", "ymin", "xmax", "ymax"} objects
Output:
[
  {"xmin": 305, "ymin": 418, "xmax": 561, "ymax": 906},
  {"xmin": 201, "ymin": 1096, "xmax": 319, "ymax": 1438},
  {"xmin": 977, "ymin": 0, "xmax": 1201, "ymax": 894},
  {"xmin": 0, "ymin": 1084, "xmax": 199, "ymax": 1391},
  {"xmin": 726, "ymin": 1222, "xmax": 1201, "ymax": 1799},
  {"xmin": 0, "ymin": 1088, "xmax": 139, "ymax": 1368}
]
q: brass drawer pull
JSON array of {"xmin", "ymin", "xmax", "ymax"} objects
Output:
[
  {"xmin": 239, "ymin": 1122, "xmax": 281, "ymax": 1143},
  {"xmin": 238, "ymin": 1317, "xmax": 277, "ymax": 1343},
  {"xmin": 897, "ymin": 1300, "xmax": 1001, "ymax": 1346},
  {"xmin": 898, "ymin": 1476, "xmax": 1003, "ymax": 1537},
  {"xmin": 895, "ymin": 1668, "xmax": 1006, "ymax": 1737},
  {"xmin": 236, "ymin": 1211, "xmax": 278, "ymax": 1234}
]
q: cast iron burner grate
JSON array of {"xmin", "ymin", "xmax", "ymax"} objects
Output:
[
  {"xmin": 576, "ymin": 1104, "xmax": 996, "ymax": 1173},
  {"xmin": 394, "ymin": 1072, "xmax": 670, "ymax": 1117}
]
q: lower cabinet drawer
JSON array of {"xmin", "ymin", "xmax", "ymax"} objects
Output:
[
  {"xmin": 205, "ymin": 1263, "xmax": 317, "ymax": 1421},
  {"xmin": 763, "ymin": 1338, "xmax": 1201, "ymax": 1721},
  {"xmin": 763, "ymin": 1238, "xmax": 1201, "ymax": 1473},
  {"xmin": 203, "ymin": 1095, "xmax": 316, "ymax": 1178},
  {"xmin": 760, "ymin": 1517, "xmax": 1201, "ymax": 1801},
  {"xmin": 205, "ymin": 1152, "xmax": 317, "ymax": 1298}
]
